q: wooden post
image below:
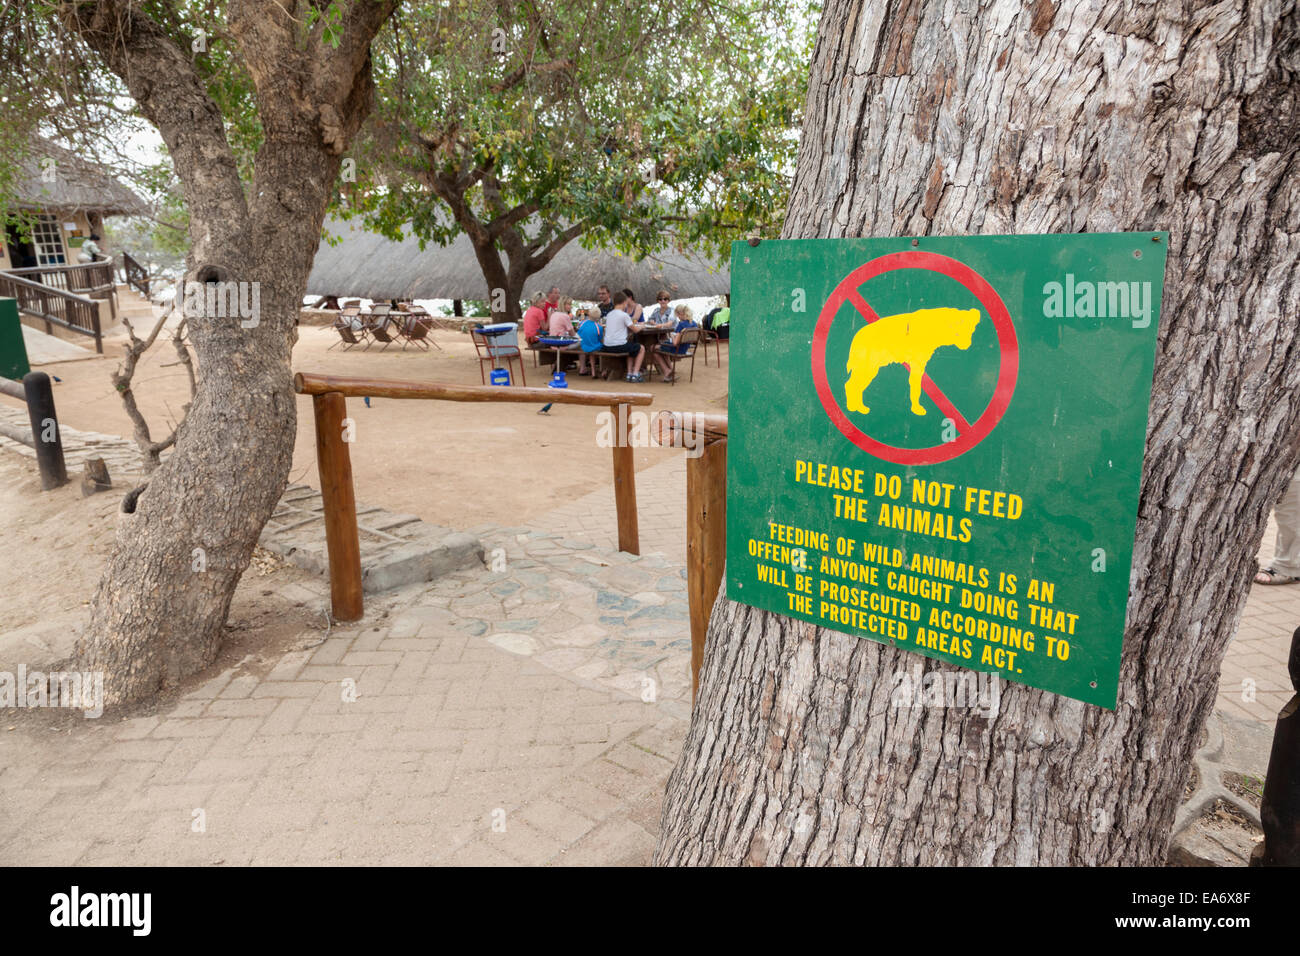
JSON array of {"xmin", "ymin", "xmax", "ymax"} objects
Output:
[
  {"xmin": 22, "ymin": 372, "xmax": 68, "ymax": 490},
  {"xmin": 686, "ymin": 438, "xmax": 727, "ymax": 702},
  {"xmin": 312, "ymin": 391, "xmax": 364, "ymax": 622},
  {"xmin": 610, "ymin": 402, "xmax": 640, "ymax": 555}
]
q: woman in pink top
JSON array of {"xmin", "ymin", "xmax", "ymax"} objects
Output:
[
  {"xmin": 521, "ymin": 291, "xmax": 547, "ymax": 343},
  {"xmin": 548, "ymin": 295, "xmax": 576, "ymax": 336}
]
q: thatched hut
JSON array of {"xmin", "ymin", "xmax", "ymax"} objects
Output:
[
  {"xmin": 306, "ymin": 215, "xmax": 730, "ymax": 305},
  {"xmin": 1, "ymin": 137, "xmax": 147, "ymax": 270}
]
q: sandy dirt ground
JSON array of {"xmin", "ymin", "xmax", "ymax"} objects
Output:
[
  {"xmin": 1, "ymin": 322, "xmax": 729, "ymax": 530},
  {"xmin": 0, "ymin": 453, "xmax": 319, "ymax": 682},
  {"xmin": 0, "ymin": 455, "xmax": 117, "ymax": 640}
]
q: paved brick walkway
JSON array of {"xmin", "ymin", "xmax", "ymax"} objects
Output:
[
  {"xmin": 0, "ymin": 530, "xmax": 689, "ymax": 866},
  {"xmin": 1217, "ymin": 511, "xmax": 1299, "ymax": 723},
  {"xmin": 530, "ymin": 455, "xmax": 687, "ymax": 564}
]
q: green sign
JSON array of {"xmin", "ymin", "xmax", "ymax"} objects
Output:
[
  {"xmin": 0, "ymin": 298, "xmax": 31, "ymax": 382},
  {"xmin": 726, "ymin": 233, "xmax": 1167, "ymax": 708}
]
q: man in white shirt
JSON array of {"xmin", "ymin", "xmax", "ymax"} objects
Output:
[
  {"xmin": 79, "ymin": 233, "xmax": 106, "ymax": 263},
  {"xmin": 603, "ymin": 290, "xmax": 647, "ymax": 382}
]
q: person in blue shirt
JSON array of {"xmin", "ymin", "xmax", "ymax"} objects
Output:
[
  {"xmin": 576, "ymin": 308, "xmax": 604, "ymax": 375},
  {"xmin": 651, "ymin": 305, "xmax": 700, "ymax": 383}
]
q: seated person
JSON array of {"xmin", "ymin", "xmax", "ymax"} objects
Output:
[
  {"xmin": 646, "ymin": 290, "xmax": 674, "ymax": 326},
  {"xmin": 652, "ymin": 305, "xmax": 699, "ymax": 383},
  {"xmin": 548, "ymin": 295, "xmax": 576, "ymax": 337},
  {"xmin": 596, "ymin": 285, "xmax": 614, "ymax": 316},
  {"xmin": 576, "ymin": 309, "xmax": 604, "ymax": 375},
  {"xmin": 522, "ymin": 291, "xmax": 547, "ymax": 344},
  {"xmin": 622, "ymin": 288, "xmax": 644, "ymax": 324},
  {"xmin": 603, "ymin": 291, "xmax": 647, "ymax": 382}
]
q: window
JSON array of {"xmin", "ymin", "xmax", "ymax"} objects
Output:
[{"xmin": 31, "ymin": 214, "xmax": 66, "ymax": 266}]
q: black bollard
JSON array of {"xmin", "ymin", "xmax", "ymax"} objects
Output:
[
  {"xmin": 22, "ymin": 371, "xmax": 68, "ymax": 490},
  {"xmin": 1256, "ymin": 626, "xmax": 1300, "ymax": 865}
]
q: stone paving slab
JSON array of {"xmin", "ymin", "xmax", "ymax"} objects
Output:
[
  {"xmin": 259, "ymin": 484, "xmax": 485, "ymax": 595},
  {"xmin": 530, "ymin": 455, "xmax": 687, "ymax": 565},
  {"xmin": 412, "ymin": 525, "xmax": 694, "ymax": 717},
  {"xmin": 0, "ymin": 404, "xmax": 148, "ymax": 480}
]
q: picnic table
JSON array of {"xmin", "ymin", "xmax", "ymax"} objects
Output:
[
  {"xmin": 526, "ymin": 322, "xmax": 679, "ymax": 380},
  {"xmin": 527, "ymin": 341, "xmax": 584, "ymax": 371}
]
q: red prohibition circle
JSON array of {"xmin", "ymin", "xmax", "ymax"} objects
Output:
[{"xmin": 811, "ymin": 250, "xmax": 1018, "ymax": 466}]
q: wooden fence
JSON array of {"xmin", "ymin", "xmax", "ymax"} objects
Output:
[{"xmin": 294, "ymin": 371, "xmax": 653, "ymax": 622}]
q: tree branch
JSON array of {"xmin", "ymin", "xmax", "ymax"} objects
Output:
[
  {"xmin": 60, "ymin": 0, "xmax": 250, "ymax": 265},
  {"xmin": 526, "ymin": 220, "xmax": 586, "ymax": 273}
]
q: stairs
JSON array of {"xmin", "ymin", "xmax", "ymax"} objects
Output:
[{"xmin": 101, "ymin": 283, "xmax": 173, "ymax": 341}]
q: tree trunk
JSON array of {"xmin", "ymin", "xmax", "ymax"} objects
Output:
[
  {"xmin": 656, "ymin": 0, "xmax": 1300, "ymax": 865},
  {"xmin": 79, "ymin": 145, "xmax": 336, "ymax": 703},
  {"xmin": 465, "ymin": 235, "xmax": 523, "ymax": 324},
  {"xmin": 69, "ymin": 0, "xmax": 394, "ymax": 707}
]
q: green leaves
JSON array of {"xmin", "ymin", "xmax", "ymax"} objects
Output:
[
  {"xmin": 347, "ymin": 0, "xmax": 816, "ymax": 270},
  {"xmin": 305, "ymin": 1, "xmax": 347, "ymax": 48}
]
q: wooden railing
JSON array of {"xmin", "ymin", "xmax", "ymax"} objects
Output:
[
  {"xmin": 653, "ymin": 411, "xmax": 728, "ymax": 701},
  {"xmin": 294, "ymin": 371, "xmax": 653, "ymax": 622},
  {"xmin": 121, "ymin": 250, "xmax": 150, "ymax": 297},
  {"xmin": 0, "ymin": 270, "xmax": 103, "ymax": 353},
  {"xmin": 7, "ymin": 259, "xmax": 116, "ymax": 297}
]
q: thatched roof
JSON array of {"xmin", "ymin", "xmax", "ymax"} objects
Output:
[
  {"xmin": 306, "ymin": 215, "xmax": 730, "ymax": 302},
  {"xmin": 10, "ymin": 137, "xmax": 148, "ymax": 217}
]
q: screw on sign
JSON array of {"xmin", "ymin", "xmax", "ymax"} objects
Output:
[{"xmin": 811, "ymin": 251, "xmax": 1019, "ymax": 465}]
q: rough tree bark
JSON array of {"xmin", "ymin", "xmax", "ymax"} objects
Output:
[
  {"xmin": 65, "ymin": 0, "xmax": 396, "ymax": 706},
  {"xmin": 656, "ymin": 0, "xmax": 1300, "ymax": 865}
]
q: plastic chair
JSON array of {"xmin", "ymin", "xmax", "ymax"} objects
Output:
[
  {"xmin": 471, "ymin": 323, "xmax": 526, "ymax": 386},
  {"xmin": 701, "ymin": 329, "xmax": 723, "ymax": 367}
]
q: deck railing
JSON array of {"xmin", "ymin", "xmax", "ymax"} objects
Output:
[
  {"xmin": 121, "ymin": 251, "xmax": 150, "ymax": 298},
  {"xmin": 6, "ymin": 259, "xmax": 116, "ymax": 296},
  {"xmin": 0, "ymin": 270, "xmax": 103, "ymax": 353}
]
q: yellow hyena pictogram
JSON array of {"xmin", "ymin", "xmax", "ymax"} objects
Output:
[{"xmin": 844, "ymin": 307, "xmax": 981, "ymax": 416}]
